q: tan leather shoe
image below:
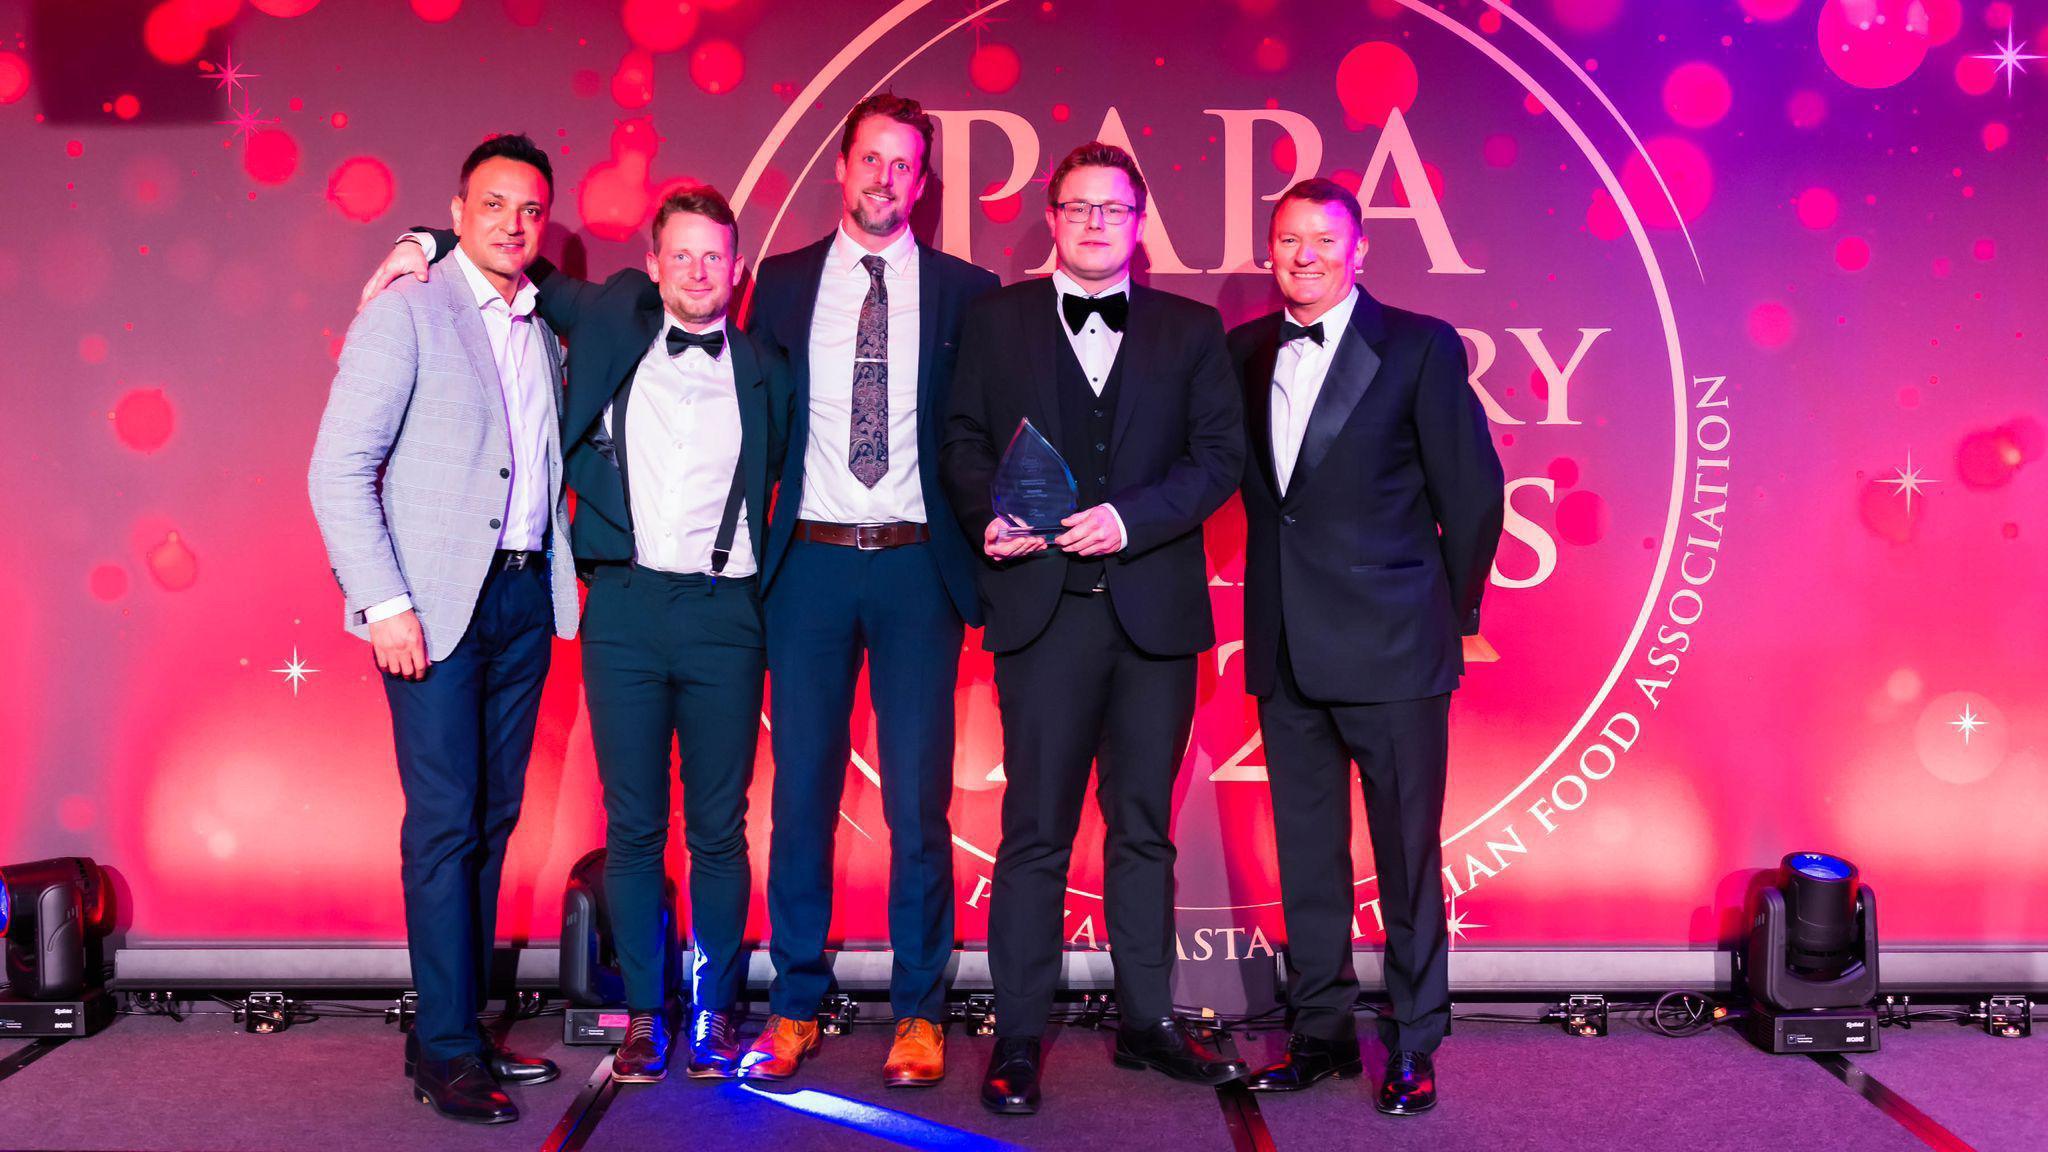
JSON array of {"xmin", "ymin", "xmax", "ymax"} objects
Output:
[
  {"xmin": 884, "ymin": 1017, "xmax": 946, "ymax": 1087},
  {"xmin": 738, "ymin": 1015, "xmax": 820, "ymax": 1081}
]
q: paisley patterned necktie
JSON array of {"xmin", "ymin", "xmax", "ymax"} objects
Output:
[{"xmin": 849, "ymin": 253, "xmax": 890, "ymax": 488}]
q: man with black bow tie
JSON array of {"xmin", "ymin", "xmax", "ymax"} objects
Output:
[
  {"xmin": 942, "ymin": 142, "xmax": 1247, "ymax": 1115},
  {"xmin": 1228, "ymin": 179, "xmax": 1503, "ymax": 1115},
  {"xmin": 362, "ymin": 186, "xmax": 790, "ymax": 1085}
]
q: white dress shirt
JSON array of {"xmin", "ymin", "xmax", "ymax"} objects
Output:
[
  {"xmin": 365, "ymin": 245, "xmax": 552, "ymax": 624},
  {"xmin": 605, "ymin": 316, "xmax": 755, "ymax": 577},
  {"xmin": 796, "ymin": 225, "xmax": 926, "ymax": 524},
  {"xmin": 1050, "ymin": 269, "xmax": 1129, "ymax": 548},
  {"xmin": 1051, "ymin": 268, "xmax": 1128, "ymax": 394},
  {"xmin": 1271, "ymin": 286, "xmax": 1360, "ymax": 496}
]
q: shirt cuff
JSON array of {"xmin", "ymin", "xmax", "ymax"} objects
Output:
[
  {"xmin": 1102, "ymin": 504, "xmax": 1128, "ymax": 553},
  {"xmin": 398, "ymin": 232, "xmax": 436, "ymax": 261},
  {"xmin": 363, "ymin": 594, "xmax": 413, "ymax": 625}
]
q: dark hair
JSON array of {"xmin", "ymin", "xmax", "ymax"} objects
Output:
[
  {"xmin": 650, "ymin": 184, "xmax": 741, "ymax": 251},
  {"xmin": 459, "ymin": 133, "xmax": 553, "ymax": 196},
  {"xmin": 1047, "ymin": 141, "xmax": 1148, "ymax": 213},
  {"xmin": 1271, "ymin": 177, "xmax": 1363, "ymax": 240},
  {"xmin": 837, "ymin": 92, "xmax": 935, "ymax": 176}
]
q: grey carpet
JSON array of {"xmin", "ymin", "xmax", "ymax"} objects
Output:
[
  {"xmin": 0, "ymin": 1008, "xmax": 2034, "ymax": 1150},
  {"xmin": 1247, "ymin": 1021, "xmax": 1928, "ymax": 1152},
  {"xmin": 1847, "ymin": 1020, "xmax": 2047, "ymax": 1152}
]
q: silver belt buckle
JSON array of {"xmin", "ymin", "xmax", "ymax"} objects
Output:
[
  {"xmin": 503, "ymin": 551, "xmax": 530, "ymax": 570},
  {"xmin": 855, "ymin": 524, "xmax": 886, "ymax": 551}
]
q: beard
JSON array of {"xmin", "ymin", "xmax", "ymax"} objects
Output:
[
  {"xmin": 850, "ymin": 189, "xmax": 906, "ymax": 236},
  {"xmin": 664, "ymin": 288, "xmax": 725, "ymax": 326}
]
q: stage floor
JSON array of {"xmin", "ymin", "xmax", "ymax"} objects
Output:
[{"xmin": 0, "ymin": 1005, "xmax": 2027, "ymax": 1150}]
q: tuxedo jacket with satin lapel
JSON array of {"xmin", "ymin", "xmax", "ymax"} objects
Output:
[
  {"xmin": 742, "ymin": 232, "xmax": 1000, "ymax": 624},
  {"xmin": 414, "ymin": 229, "xmax": 791, "ymax": 571},
  {"xmin": 943, "ymin": 278, "xmax": 1246, "ymax": 657},
  {"xmin": 310, "ymin": 264, "xmax": 578, "ymax": 661},
  {"xmin": 1228, "ymin": 289, "xmax": 1504, "ymax": 704}
]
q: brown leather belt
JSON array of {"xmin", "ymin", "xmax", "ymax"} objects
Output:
[{"xmin": 792, "ymin": 519, "xmax": 931, "ymax": 550}]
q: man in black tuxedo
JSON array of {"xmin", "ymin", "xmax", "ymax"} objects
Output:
[
  {"xmin": 362, "ymin": 187, "xmax": 791, "ymax": 1085},
  {"xmin": 741, "ymin": 93, "xmax": 999, "ymax": 1088},
  {"xmin": 1228, "ymin": 179, "xmax": 1503, "ymax": 1115},
  {"xmin": 942, "ymin": 142, "xmax": 1248, "ymax": 1115}
]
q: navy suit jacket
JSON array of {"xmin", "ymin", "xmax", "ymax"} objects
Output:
[
  {"xmin": 742, "ymin": 232, "xmax": 999, "ymax": 626},
  {"xmin": 417, "ymin": 228, "xmax": 790, "ymax": 571},
  {"xmin": 1228, "ymin": 289, "xmax": 1504, "ymax": 703}
]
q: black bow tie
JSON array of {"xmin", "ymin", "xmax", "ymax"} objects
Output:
[
  {"xmin": 666, "ymin": 327, "xmax": 725, "ymax": 358},
  {"xmin": 1062, "ymin": 291, "xmax": 1129, "ymax": 335},
  {"xmin": 1279, "ymin": 320, "xmax": 1325, "ymax": 347}
]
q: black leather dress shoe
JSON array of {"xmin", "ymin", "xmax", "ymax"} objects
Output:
[
  {"xmin": 980, "ymin": 1036, "xmax": 1043, "ymax": 1115},
  {"xmin": 413, "ymin": 1053, "xmax": 518, "ymax": 1124},
  {"xmin": 1112, "ymin": 1017, "xmax": 1249, "ymax": 1086},
  {"xmin": 1376, "ymin": 1049, "xmax": 1437, "ymax": 1115},
  {"xmin": 685, "ymin": 1008, "xmax": 742, "ymax": 1079},
  {"xmin": 1246, "ymin": 1032, "xmax": 1364, "ymax": 1092},
  {"xmin": 613, "ymin": 1010, "xmax": 672, "ymax": 1084},
  {"xmin": 405, "ymin": 1031, "xmax": 559, "ymax": 1085}
]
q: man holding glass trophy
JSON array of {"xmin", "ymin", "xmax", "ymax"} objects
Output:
[{"xmin": 940, "ymin": 142, "xmax": 1247, "ymax": 1116}]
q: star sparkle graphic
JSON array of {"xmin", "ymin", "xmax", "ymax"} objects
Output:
[
  {"xmin": 217, "ymin": 95, "xmax": 280, "ymax": 145},
  {"xmin": 201, "ymin": 46, "xmax": 259, "ymax": 96},
  {"xmin": 1447, "ymin": 903, "xmax": 1486, "ymax": 943},
  {"xmin": 1880, "ymin": 449, "xmax": 1938, "ymax": 515},
  {"xmin": 963, "ymin": 0, "xmax": 1007, "ymax": 47},
  {"xmin": 271, "ymin": 647, "xmax": 319, "ymax": 696},
  {"xmin": 1974, "ymin": 28, "xmax": 2044, "ymax": 98},
  {"xmin": 1951, "ymin": 704, "xmax": 1986, "ymax": 744}
]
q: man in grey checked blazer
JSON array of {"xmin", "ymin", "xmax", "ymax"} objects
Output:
[{"xmin": 309, "ymin": 134, "xmax": 574, "ymax": 1126}]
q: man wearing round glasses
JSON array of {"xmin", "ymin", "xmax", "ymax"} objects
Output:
[{"xmin": 942, "ymin": 141, "xmax": 1248, "ymax": 1116}]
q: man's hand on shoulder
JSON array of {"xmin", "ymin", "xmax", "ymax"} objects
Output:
[{"xmin": 357, "ymin": 238, "xmax": 431, "ymax": 312}]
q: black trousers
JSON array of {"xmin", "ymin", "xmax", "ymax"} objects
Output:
[
  {"xmin": 582, "ymin": 565, "xmax": 764, "ymax": 1014},
  {"xmin": 382, "ymin": 558, "xmax": 553, "ymax": 1061},
  {"xmin": 1258, "ymin": 633, "xmax": 1452, "ymax": 1054},
  {"xmin": 764, "ymin": 540, "xmax": 962, "ymax": 1023},
  {"xmin": 988, "ymin": 591, "xmax": 1196, "ymax": 1036}
]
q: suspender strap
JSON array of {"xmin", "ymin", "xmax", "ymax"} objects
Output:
[{"xmin": 709, "ymin": 456, "xmax": 747, "ymax": 577}]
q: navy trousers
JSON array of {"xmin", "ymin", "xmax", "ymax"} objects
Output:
[
  {"xmin": 382, "ymin": 558, "xmax": 553, "ymax": 1062},
  {"xmin": 764, "ymin": 539, "xmax": 962, "ymax": 1023},
  {"xmin": 582, "ymin": 565, "xmax": 763, "ymax": 1014}
]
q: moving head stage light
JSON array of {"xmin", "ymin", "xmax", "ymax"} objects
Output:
[
  {"xmin": 558, "ymin": 848, "xmax": 680, "ymax": 1046},
  {"xmin": 1739, "ymin": 852, "xmax": 1880, "ymax": 1054},
  {"xmin": 0, "ymin": 856, "xmax": 116, "ymax": 1038}
]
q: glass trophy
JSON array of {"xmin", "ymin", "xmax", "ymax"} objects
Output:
[{"xmin": 991, "ymin": 417, "xmax": 1078, "ymax": 538}]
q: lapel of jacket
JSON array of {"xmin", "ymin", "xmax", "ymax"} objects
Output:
[
  {"xmin": 607, "ymin": 300, "xmax": 667, "ymax": 535},
  {"xmin": 534, "ymin": 312, "xmax": 566, "ymax": 504},
  {"xmin": 787, "ymin": 233, "xmax": 831, "ymax": 412},
  {"xmin": 728, "ymin": 323, "xmax": 768, "ymax": 555},
  {"xmin": 1023, "ymin": 277, "xmax": 1065, "ymax": 447},
  {"xmin": 1242, "ymin": 317, "xmax": 1283, "ymax": 500},
  {"xmin": 1107, "ymin": 282, "xmax": 1150, "ymax": 456},
  {"xmin": 441, "ymin": 267, "xmax": 512, "ymax": 451},
  {"xmin": 1285, "ymin": 289, "xmax": 1386, "ymax": 505},
  {"xmin": 915, "ymin": 243, "xmax": 942, "ymax": 427}
]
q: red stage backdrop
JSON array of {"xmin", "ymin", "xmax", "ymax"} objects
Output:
[{"xmin": 1, "ymin": 0, "xmax": 2042, "ymax": 961}]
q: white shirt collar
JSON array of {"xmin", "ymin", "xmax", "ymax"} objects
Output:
[
  {"xmin": 831, "ymin": 223, "xmax": 918, "ymax": 276},
  {"xmin": 450, "ymin": 244, "xmax": 538, "ymax": 318},
  {"xmin": 1052, "ymin": 268, "xmax": 1130, "ymax": 300},
  {"xmin": 1284, "ymin": 284, "xmax": 1359, "ymax": 344}
]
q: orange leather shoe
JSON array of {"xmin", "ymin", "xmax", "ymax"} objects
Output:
[
  {"xmin": 884, "ymin": 1018, "xmax": 946, "ymax": 1087},
  {"xmin": 738, "ymin": 1015, "xmax": 820, "ymax": 1081}
]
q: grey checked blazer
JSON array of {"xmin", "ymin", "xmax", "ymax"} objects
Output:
[{"xmin": 309, "ymin": 268, "xmax": 578, "ymax": 661}]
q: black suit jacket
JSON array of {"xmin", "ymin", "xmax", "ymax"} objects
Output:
[
  {"xmin": 417, "ymin": 229, "xmax": 790, "ymax": 570},
  {"xmin": 1228, "ymin": 290, "xmax": 1504, "ymax": 703},
  {"xmin": 742, "ymin": 232, "xmax": 999, "ymax": 625},
  {"xmin": 943, "ymin": 278, "xmax": 1246, "ymax": 656}
]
